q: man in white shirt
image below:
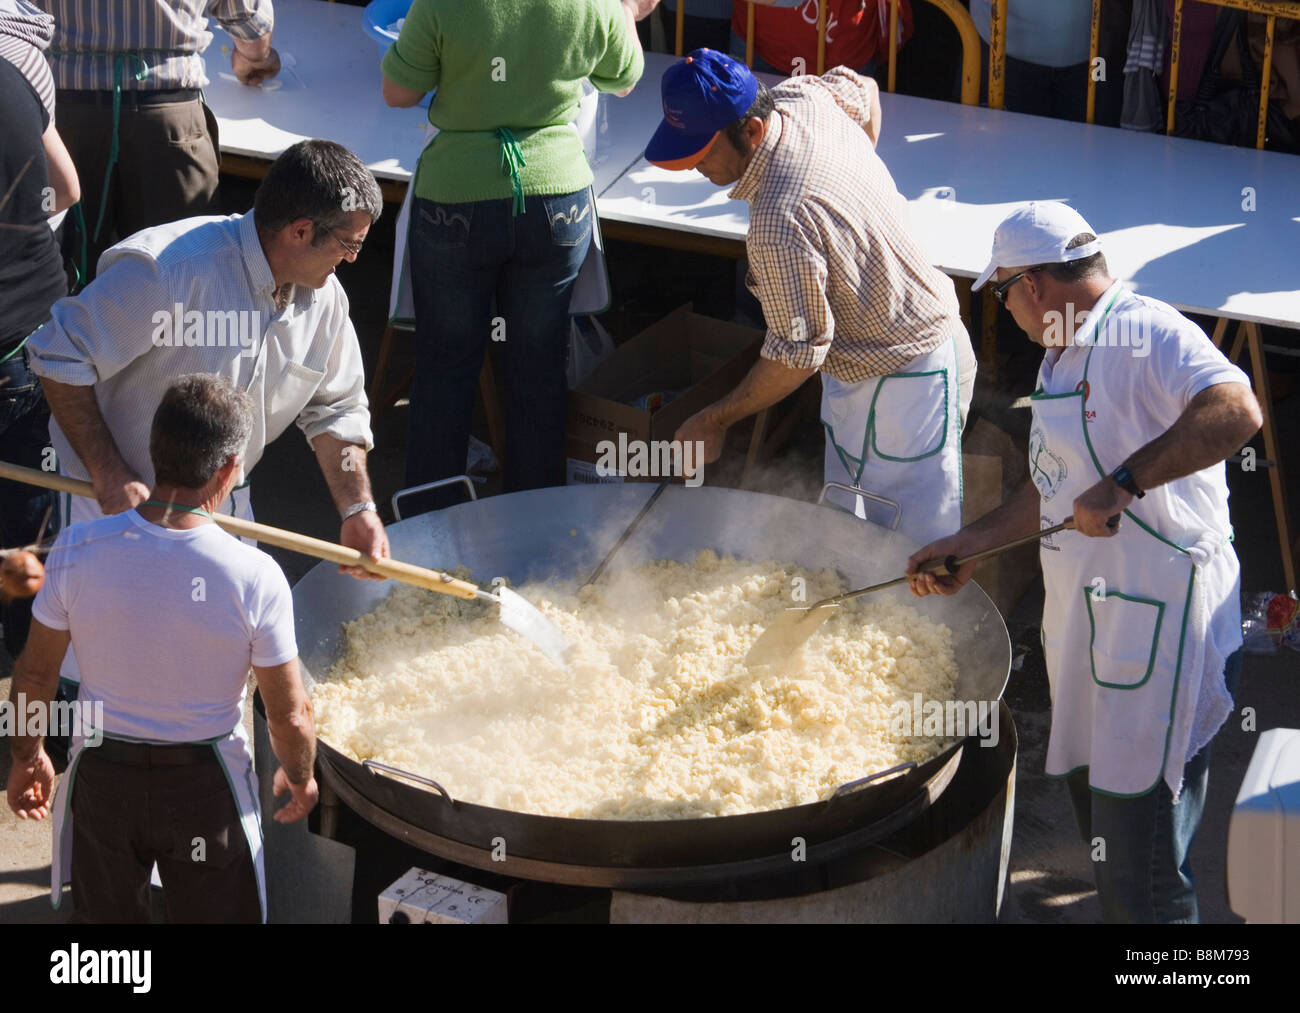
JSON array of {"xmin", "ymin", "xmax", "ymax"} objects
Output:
[
  {"xmin": 7, "ymin": 374, "xmax": 316, "ymax": 923},
  {"xmin": 905, "ymin": 203, "xmax": 1263, "ymax": 923},
  {"xmin": 27, "ymin": 139, "xmax": 390, "ymax": 582}
]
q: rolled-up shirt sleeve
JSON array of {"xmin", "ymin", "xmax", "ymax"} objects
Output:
[
  {"xmin": 26, "ymin": 252, "xmax": 170, "ymax": 387},
  {"xmin": 807, "ymin": 67, "xmax": 877, "ymax": 134},
  {"xmin": 749, "ymin": 220, "xmax": 834, "ymax": 372},
  {"xmin": 295, "ymin": 292, "xmax": 374, "ymax": 451},
  {"xmin": 206, "ymin": 0, "xmax": 274, "ymax": 42}
]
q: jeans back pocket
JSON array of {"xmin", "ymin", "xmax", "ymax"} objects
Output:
[
  {"xmin": 415, "ymin": 199, "xmax": 475, "ymax": 249},
  {"xmin": 543, "ymin": 191, "xmax": 593, "ymax": 247}
]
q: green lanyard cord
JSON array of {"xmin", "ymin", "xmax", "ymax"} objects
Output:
[
  {"xmin": 140, "ymin": 499, "xmax": 214, "ymax": 520},
  {"xmin": 69, "ymin": 202, "xmax": 88, "ymax": 292},
  {"xmin": 92, "ymin": 51, "xmax": 151, "ymax": 243},
  {"xmin": 495, "ymin": 127, "xmax": 527, "ymax": 216},
  {"xmin": 0, "ymin": 333, "xmax": 29, "ymax": 363}
]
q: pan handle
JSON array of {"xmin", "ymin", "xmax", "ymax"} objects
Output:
[
  {"xmin": 817, "ymin": 482, "xmax": 902, "ymax": 532},
  {"xmin": 829, "ymin": 761, "xmax": 916, "ymax": 799},
  {"xmin": 363, "ymin": 759, "xmax": 457, "ymax": 808},
  {"xmin": 391, "ymin": 475, "xmax": 479, "ymax": 520}
]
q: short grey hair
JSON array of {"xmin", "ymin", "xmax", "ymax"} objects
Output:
[
  {"xmin": 1038, "ymin": 232, "xmax": 1109, "ymax": 283},
  {"xmin": 254, "ymin": 139, "xmax": 383, "ymax": 243},
  {"xmin": 149, "ymin": 374, "xmax": 254, "ymax": 490}
]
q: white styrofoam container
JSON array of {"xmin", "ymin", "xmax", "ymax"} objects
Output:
[
  {"xmin": 1227, "ymin": 728, "xmax": 1300, "ymax": 923},
  {"xmin": 378, "ymin": 867, "xmax": 508, "ymax": 925}
]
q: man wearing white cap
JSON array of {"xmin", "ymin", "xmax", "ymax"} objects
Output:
[
  {"xmin": 906, "ymin": 202, "xmax": 1262, "ymax": 923},
  {"xmin": 647, "ymin": 50, "xmax": 975, "ymax": 545}
]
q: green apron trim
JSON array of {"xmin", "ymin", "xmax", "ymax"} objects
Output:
[
  {"xmin": 1031, "ymin": 290, "xmax": 1198, "ymax": 798},
  {"xmin": 210, "ymin": 740, "xmax": 266, "ymax": 922},
  {"xmin": 495, "ymin": 127, "xmax": 528, "ymax": 216},
  {"xmin": 94, "ymin": 52, "xmax": 152, "ymax": 242},
  {"xmin": 140, "ymin": 499, "xmax": 213, "ymax": 519},
  {"xmin": 0, "ymin": 333, "xmax": 29, "ymax": 363},
  {"xmin": 1084, "ymin": 588, "xmax": 1166, "ymax": 689},
  {"xmin": 867, "ymin": 366, "xmax": 950, "ymax": 462}
]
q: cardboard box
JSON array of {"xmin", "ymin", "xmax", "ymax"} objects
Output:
[
  {"xmin": 566, "ymin": 304, "xmax": 763, "ymax": 485},
  {"xmin": 962, "ymin": 417, "xmax": 1039, "ymax": 617}
]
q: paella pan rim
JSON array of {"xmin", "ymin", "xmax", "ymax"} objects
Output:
[{"xmin": 287, "ymin": 484, "xmax": 1012, "ymax": 870}]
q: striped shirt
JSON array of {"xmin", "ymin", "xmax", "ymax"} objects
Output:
[
  {"xmin": 730, "ymin": 68, "xmax": 963, "ymax": 381},
  {"xmin": 0, "ymin": 0, "xmax": 56, "ymax": 116},
  {"xmin": 35, "ymin": 0, "xmax": 272, "ymax": 91},
  {"xmin": 26, "ymin": 211, "xmax": 373, "ymax": 490}
]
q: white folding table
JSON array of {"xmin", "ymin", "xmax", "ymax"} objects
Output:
[{"xmin": 204, "ymin": 13, "xmax": 1298, "ymax": 590}]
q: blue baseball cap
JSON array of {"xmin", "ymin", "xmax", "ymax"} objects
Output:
[{"xmin": 646, "ymin": 49, "xmax": 759, "ymax": 171}]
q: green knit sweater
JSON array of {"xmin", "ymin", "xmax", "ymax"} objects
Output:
[{"xmin": 382, "ymin": 0, "xmax": 643, "ymax": 205}]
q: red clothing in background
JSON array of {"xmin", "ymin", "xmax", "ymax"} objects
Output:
[{"xmin": 733, "ymin": 0, "xmax": 914, "ymax": 76}]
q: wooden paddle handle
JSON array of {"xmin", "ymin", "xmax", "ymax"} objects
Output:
[{"xmin": 0, "ymin": 460, "xmax": 481, "ymax": 600}]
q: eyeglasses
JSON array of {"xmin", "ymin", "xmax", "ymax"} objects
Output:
[
  {"xmin": 329, "ymin": 231, "xmax": 364, "ymax": 258},
  {"xmin": 991, "ymin": 269, "xmax": 1037, "ymax": 305}
]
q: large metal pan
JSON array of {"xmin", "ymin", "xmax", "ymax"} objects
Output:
[{"xmin": 290, "ymin": 485, "xmax": 1010, "ymax": 887}]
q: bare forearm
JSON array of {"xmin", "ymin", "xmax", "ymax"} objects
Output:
[
  {"xmin": 707, "ymin": 357, "xmax": 818, "ymax": 429},
  {"xmin": 257, "ymin": 662, "xmax": 317, "ymax": 785},
  {"xmin": 267, "ymin": 708, "xmax": 315, "ymax": 786},
  {"xmin": 8, "ymin": 659, "xmax": 60, "ymax": 763},
  {"xmin": 311, "ymin": 433, "xmax": 374, "ymax": 513},
  {"xmin": 40, "ymin": 379, "xmax": 129, "ymax": 479},
  {"xmin": 1122, "ymin": 383, "xmax": 1262, "ymax": 492}
]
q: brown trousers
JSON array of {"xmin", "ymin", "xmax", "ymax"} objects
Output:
[
  {"xmin": 70, "ymin": 747, "xmax": 261, "ymax": 924},
  {"xmin": 56, "ymin": 94, "xmax": 221, "ymax": 278}
]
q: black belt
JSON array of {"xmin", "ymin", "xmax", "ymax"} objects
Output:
[
  {"xmin": 90, "ymin": 737, "xmax": 217, "ymax": 768},
  {"xmin": 59, "ymin": 87, "xmax": 202, "ymax": 107}
]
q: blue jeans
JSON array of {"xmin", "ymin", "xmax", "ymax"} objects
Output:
[
  {"xmin": 0, "ymin": 346, "xmax": 59, "ymax": 656},
  {"xmin": 1066, "ymin": 649, "xmax": 1244, "ymax": 923},
  {"xmin": 406, "ymin": 190, "xmax": 591, "ymax": 512}
]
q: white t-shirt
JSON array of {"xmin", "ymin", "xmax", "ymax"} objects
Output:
[{"xmin": 33, "ymin": 509, "xmax": 298, "ymax": 743}]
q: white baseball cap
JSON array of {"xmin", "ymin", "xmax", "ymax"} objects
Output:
[{"xmin": 972, "ymin": 202, "xmax": 1102, "ymax": 291}]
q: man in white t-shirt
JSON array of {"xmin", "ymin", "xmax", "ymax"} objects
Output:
[
  {"xmin": 905, "ymin": 203, "xmax": 1263, "ymax": 923},
  {"xmin": 6, "ymin": 374, "xmax": 317, "ymax": 923}
]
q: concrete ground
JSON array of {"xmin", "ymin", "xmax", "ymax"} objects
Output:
[{"xmin": 2, "ymin": 177, "xmax": 1296, "ymax": 924}]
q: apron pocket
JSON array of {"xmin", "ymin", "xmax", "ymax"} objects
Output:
[
  {"xmin": 1084, "ymin": 588, "xmax": 1166, "ymax": 689},
  {"xmin": 869, "ymin": 368, "xmax": 949, "ymax": 461}
]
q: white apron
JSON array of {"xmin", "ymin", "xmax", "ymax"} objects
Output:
[
  {"xmin": 59, "ymin": 483, "xmax": 255, "ymax": 685},
  {"xmin": 821, "ymin": 335, "xmax": 963, "ymax": 546},
  {"xmin": 1031, "ymin": 298, "xmax": 1223, "ymax": 799},
  {"xmin": 50, "ymin": 723, "xmax": 267, "ymax": 922}
]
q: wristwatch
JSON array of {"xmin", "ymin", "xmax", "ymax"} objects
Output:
[
  {"xmin": 1109, "ymin": 465, "xmax": 1145, "ymax": 498},
  {"xmin": 341, "ymin": 500, "xmax": 378, "ymax": 521}
]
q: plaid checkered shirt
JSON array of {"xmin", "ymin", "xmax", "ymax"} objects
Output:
[{"xmin": 730, "ymin": 67, "xmax": 962, "ymax": 381}]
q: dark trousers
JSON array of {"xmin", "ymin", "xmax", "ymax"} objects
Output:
[
  {"xmin": 56, "ymin": 94, "xmax": 221, "ymax": 278},
  {"xmin": 0, "ymin": 347, "xmax": 58, "ymax": 656},
  {"xmin": 70, "ymin": 747, "xmax": 260, "ymax": 924},
  {"xmin": 405, "ymin": 191, "xmax": 591, "ymax": 512}
]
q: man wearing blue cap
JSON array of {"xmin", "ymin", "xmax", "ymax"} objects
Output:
[
  {"xmin": 906, "ymin": 202, "xmax": 1262, "ymax": 923},
  {"xmin": 649, "ymin": 50, "xmax": 976, "ymax": 547}
]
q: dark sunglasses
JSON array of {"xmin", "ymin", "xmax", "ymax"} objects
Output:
[{"xmin": 991, "ymin": 268, "xmax": 1039, "ymax": 305}]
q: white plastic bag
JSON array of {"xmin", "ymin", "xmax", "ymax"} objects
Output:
[{"xmin": 567, "ymin": 315, "xmax": 614, "ymax": 388}]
